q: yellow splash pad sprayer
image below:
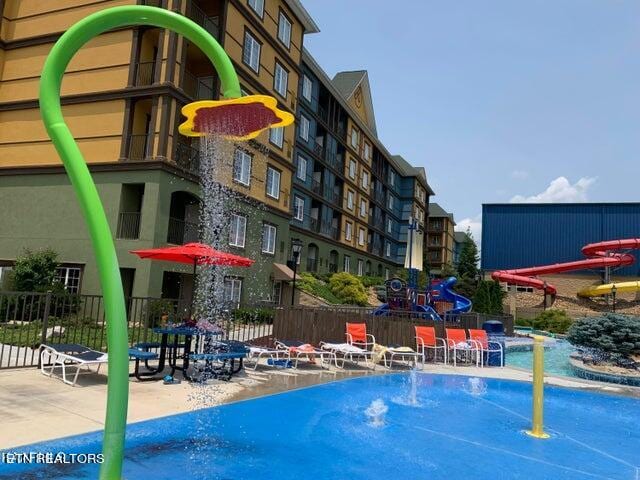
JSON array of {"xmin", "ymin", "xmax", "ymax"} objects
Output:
[
  {"xmin": 525, "ymin": 335, "xmax": 550, "ymax": 439},
  {"xmin": 39, "ymin": 6, "xmax": 293, "ymax": 479}
]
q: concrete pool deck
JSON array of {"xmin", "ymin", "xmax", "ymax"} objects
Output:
[{"xmin": 1, "ymin": 361, "xmax": 638, "ymax": 450}]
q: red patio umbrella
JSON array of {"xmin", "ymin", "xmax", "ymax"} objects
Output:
[{"xmin": 131, "ymin": 243, "xmax": 254, "ymax": 316}]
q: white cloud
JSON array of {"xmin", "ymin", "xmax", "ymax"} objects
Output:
[
  {"xmin": 510, "ymin": 170, "xmax": 529, "ymax": 180},
  {"xmin": 457, "ymin": 214, "xmax": 482, "ymax": 243},
  {"xmin": 510, "ymin": 176, "xmax": 596, "ymax": 203}
]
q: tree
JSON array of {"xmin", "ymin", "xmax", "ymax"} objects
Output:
[
  {"xmin": 12, "ymin": 249, "xmax": 61, "ymax": 292},
  {"xmin": 457, "ymin": 228, "xmax": 479, "ymax": 279},
  {"xmin": 472, "ymin": 280, "xmax": 505, "ymax": 314}
]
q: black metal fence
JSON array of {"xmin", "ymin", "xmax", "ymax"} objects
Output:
[{"xmin": 0, "ymin": 291, "xmax": 274, "ymax": 369}]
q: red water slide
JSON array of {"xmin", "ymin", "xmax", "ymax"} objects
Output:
[{"xmin": 491, "ymin": 239, "xmax": 640, "ymax": 295}]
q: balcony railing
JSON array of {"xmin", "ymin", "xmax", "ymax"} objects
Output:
[
  {"xmin": 186, "ymin": 2, "xmax": 219, "ymax": 38},
  {"xmin": 167, "ymin": 217, "xmax": 199, "ymax": 244},
  {"xmin": 174, "ymin": 141, "xmax": 200, "ymax": 176},
  {"xmin": 313, "ymin": 142, "xmax": 323, "ymax": 157},
  {"xmin": 128, "ymin": 134, "xmax": 152, "ymax": 161},
  {"xmin": 182, "ymin": 71, "xmax": 215, "ymax": 100},
  {"xmin": 306, "ymin": 258, "xmax": 318, "ymax": 272},
  {"xmin": 318, "ymin": 105, "xmax": 328, "ymax": 123},
  {"xmin": 309, "ymin": 217, "xmax": 321, "ymax": 233},
  {"xmin": 311, "ymin": 180, "xmax": 323, "ymax": 195},
  {"xmin": 116, "ymin": 212, "xmax": 141, "ymax": 240},
  {"xmin": 133, "ymin": 61, "xmax": 155, "ymax": 86}
]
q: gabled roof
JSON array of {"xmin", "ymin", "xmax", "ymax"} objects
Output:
[
  {"xmin": 283, "ymin": 0, "xmax": 320, "ymax": 33},
  {"xmin": 391, "ymin": 155, "xmax": 435, "ymax": 195},
  {"xmin": 332, "ymin": 70, "xmax": 378, "ymax": 136},
  {"xmin": 454, "ymin": 231, "xmax": 469, "ymax": 244},
  {"xmin": 429, "ymin": 202, "xmax": 455, "ymax": 223}
]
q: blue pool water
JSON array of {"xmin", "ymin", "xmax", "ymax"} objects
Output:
[
  {"xmin": 507, "ymin": 340, "xmax": 576, "ymax": 377},
  {"xmin": 2, "ymin": 373, "xmax": 639, "ymax": 479}
]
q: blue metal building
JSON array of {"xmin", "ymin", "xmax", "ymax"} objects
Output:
[{"xmin": 481, "ymin": 203, "xmax": 640, "ymax": 277}]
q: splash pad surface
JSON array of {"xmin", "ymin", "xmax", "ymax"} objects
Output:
[{"xmin": 2, "ymin": 373, "xmax": 638, "ymax": 479}]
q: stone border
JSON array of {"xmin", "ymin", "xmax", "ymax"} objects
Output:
[{"xmin": 569, "ymin": 358, "xmax": 640, "ymax": 387}]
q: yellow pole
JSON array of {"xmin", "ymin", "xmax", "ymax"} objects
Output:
[{"xmin": 526, "ymin": 335, "xmax": 550, "ymax": 439}]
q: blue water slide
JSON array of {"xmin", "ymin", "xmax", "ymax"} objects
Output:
[{"xmin": 432, "ymin": 277, "xmax": 472, "ymax": 314}]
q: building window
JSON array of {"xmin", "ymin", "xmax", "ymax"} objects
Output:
[
  {"xmin": 302, "ymin": 75, "xmax": 312, "ymax": 102},
  {"xmin": 348, "ymin": 159, "xmax": 356, "ymax": 179},
  {"xmin": 296, "ymin": 155, "xmax": 307, "ymax": 181},
  {"xmin": 269, "ymin": 126, "xmax": 284, "ymax": 148},
  {"xmin": 357, "ymin": 259, "xmax": 364, "ymax": 276},
  {"xmin": 359, "ymin": 199, "xmax": 367, "ymax": 218},
  {"xmin": 277, "ymin": 11, "xmax": 292, "ymax": 48},
  {"xmin": 358, "ymin": 227, "xmax": 365, "ymax": 246},
  {"xmin": 242, "ymin": 31, "xmax": 261, "ymax": 73},
  {"xmin": 266, "ymin": 166, "xmax": 281, "ymax": 199},
  {"xmin": 350, "ymin": 128, "xmax": 359, "ymax": 149},
  {"xmin": 261, "ymin": 223, "xmax": 277, "ymax": 254},
  {"xmin": 299, "ymin": 115, "xmax": 310, "ymax": 141},
  {"xmin": 347, "ymin": 190, "xmax": 354, "ymax": 210},
  {"xmin": 361, "ymin": 171, "xmax": 369, "ymax": 190},
  {"xmin": 229, "ymin": 214, "xmax": 247, "ymax": 247},
  {"xmin": 345, "ymin": 221, "xmax": 353, "ymax": 241},
  {"xmin": 294, "ymin": 195, "xmax": 304, "ymax": 221},
  {"xmin": 224, "ymin": 277, "xmax": 242, "ymax": 305},
  {"xmin": 247, "ymin": 0, "xmax": 264, "ymax": 17},
  {"xmin": 343, "ymin": 255, "xmax": 351, "ymax": 272},
  {"xmin": 387, "ymin": 218, "xmax": 393, "ymax": 234},
  {"xmin": 389, "ymin": 170, "xmax": 396, "ymax": 187},
  {"xmin": 387, "ymin": 194, "xmax": 394, "ymax": 210},
  {"xmin": 274, "ymin": 62, "xmax": 288, "ymax": 98},
  {"xmin": 385, "ymin": 268, "xmax": 390, "ymax": 280},
  {"xmin": 272, "ymin": 281, "xmax": 282, "ymax": 304},
  {"xmin": 233, "ymin": 149, "xmax": 252, "ymax": 186},
  {"xmin": 363, "ymin": 142, "xmax": 371, "ymax": 161},
  {"xmin": 55, "ymin": 267, "xmax": 82, "ymax": 294},
  {"xmin": 386, "ymin": 242, "xmax": 391, "ymax": 257}
]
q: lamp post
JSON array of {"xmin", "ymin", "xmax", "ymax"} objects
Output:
[
  {"xmin": 611, "ymin": 283, "xmax": 617, "ymax": 313},
  {"xmin": 542, "ymin": 281, "xmax": 548, "ymax": 311},
  {"xmin": 290, "ymin": 238, "xmax": 303, "ymax": 306}
]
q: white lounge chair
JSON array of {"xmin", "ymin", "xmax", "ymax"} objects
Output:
[
  {"xmin": 319, "ymin": 342, "xmax": 373, "ymax": 368},
  {"xmin": 247, "ymin": 345, "xmax": 290, "ymax": 370},
  {"xmin": 40, "ymin": 343, "xmax": 108, "ymax": 386},
  {"xmin": 275, "ymin": 340, "xmax": 337, "ymax": 369}
]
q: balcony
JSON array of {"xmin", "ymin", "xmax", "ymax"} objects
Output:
[
  {"xmin": 313, "ymin": 141, "xmax": 323, "ymax": 157},
  {"xmin": 367, "ymin": 243, "xmax": 383, "ymax": 256},
  {"xmin": 128, "ymin": 134, "xmax": 151, "ymax": 161},
  {"xmin": 183, "ymin": 72, "xmax": 215, "ymax": 100},
  {"xmin": 174, "ymin": 141, "xmax": 200, "ymax": 176},
  {"xmin": 325, "ymin": 151, "xmax": 344, "ymax": 171},
  {"xmin": 186, "ymin": 1, "xmax": 219, "ymax": 39},
  {"xmin": 167, "ymin": 217, "xmax": 199, "ymax": 244},
  {"xmin": 317, "ymin": 105, "xmax": 328, "ymax": 123},
  {"xmin": 311, "ymin": 180, "xmax": 323, "ymax": 195},
  {"xmin": 133, "ymin": 61, "xmax": 155, "ymax": 86},
  {"xmin": 116, "ymin": 212, "xmax": 141, "ymax": 240}
]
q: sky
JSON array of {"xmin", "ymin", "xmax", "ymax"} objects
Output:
[{"xmin": 302, "ymin": 0, "xmax": 640, "ymax": 241}]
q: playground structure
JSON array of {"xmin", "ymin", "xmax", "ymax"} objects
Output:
[
  {"xmin": 491, "ymin": 238, "xmax": 640, "ymax": 300},
  {"xmin": 39, "ymin": 6, "xmax": 293, "ymax": 479},
  {"xmin": 373, "ymin": 276, "xmax": 472, "ymax": 319}
]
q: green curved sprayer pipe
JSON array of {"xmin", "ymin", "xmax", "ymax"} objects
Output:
[{"xmin": 39, "ymin": 6, "xmax": 241, "ymax": 479}]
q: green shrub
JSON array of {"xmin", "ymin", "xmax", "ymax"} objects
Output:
[
  {"xmin": 567, "ymin": 313, "xmax": 640, "ymax": 361},
  {"xmin": 145, "ymin": 299, "xmax": 177, "ymax": 327},
  {"xmin": 533, "ymin": 309, "xmax": 572, "ymax": 334},
  {"xmin": 232, "ymin": 307, "xmax": 274, "ymax": 324},
  {"xmin": 360, "ymin": 275, "xmax": 384, "ymax": 288},
  {"xmin": 297, "ymin": 273, "xmax": 343, "ymax": 304},
  {"xmin": 13, "ymin": 249, "xmax": 61, "ymax": 292},
  {"xmin": 329, "ymin": 272, "xmax": 368, "ymax": 306}
]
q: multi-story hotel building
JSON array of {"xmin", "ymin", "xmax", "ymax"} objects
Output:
[
  {"xmin": 427, "ymin": 203, "xmax": 456, "ymax": 274},
  {"xmin": 289, "ymin": 51, "xmax": 433, "ymax": 281},
  {"xmin": 0, "ymin": 0, "xmax": 436, "ymax": 305}
]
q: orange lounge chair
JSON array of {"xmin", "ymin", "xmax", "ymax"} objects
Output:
[
  {"xmin": 346, "ymin": 322, "xmax": 376, "ymax": 351},
  {"xmin": 468, "ymin": 329, "xmax": 504, "ymax": 367},
  {"xmin": 415, "ymin": 326, "xmax": 447, "ymax": 364},
  {"xmin": 445, "ymin": 328, "xmax": 479, "ymax": 367}
]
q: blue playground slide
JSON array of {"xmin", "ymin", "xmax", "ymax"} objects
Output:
[
  {"xmin": 373, "ymin": 302, "xmax": 441, "ymax": 320},
  {"xmin": 432, "ymin": 277, "xmax": 472, "ymax": 314}
]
